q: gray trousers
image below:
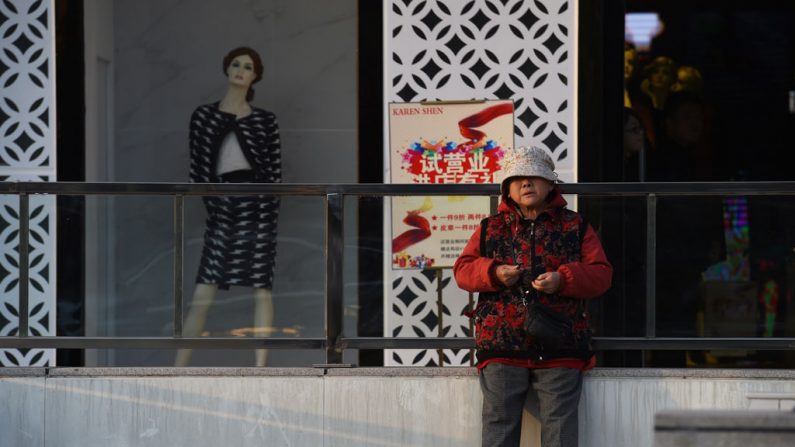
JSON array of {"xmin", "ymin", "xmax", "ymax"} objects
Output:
[{"xmin": 479, "ymin": 363, "xmax": 583, "ymax": 447}]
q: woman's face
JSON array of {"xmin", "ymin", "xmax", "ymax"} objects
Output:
[
  {"xmin": 226, "ymin": 54, "xmax": 257, "ymax": 88},
  {"xmin": 624, "ymin": 115, "xmax": 644, "ymax": 154},
  {"xmin": 508, "ymin": 177, "xmax": 553, "ymax": 211}
]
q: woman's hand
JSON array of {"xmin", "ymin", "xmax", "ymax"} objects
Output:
[
  {"xmin": 531, "ymin": 272, "xmax": 561, "ymax": 294},
  {"xmin": 496, "ymin": 265, "xmax": 521, "ymax": 287}
]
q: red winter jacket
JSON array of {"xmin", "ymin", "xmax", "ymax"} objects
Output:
[{"xmin": 454, "ymin": 191, "xmax": 612, "ymax": 370}]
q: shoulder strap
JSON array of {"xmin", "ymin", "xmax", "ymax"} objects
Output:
[{"xmin": 479, "ymin": 217, "xmax": 490, "ymax": 257}]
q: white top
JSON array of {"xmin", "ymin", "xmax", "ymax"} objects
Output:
[{"xmin": 215, "ymin": 132, "xmax": 252, "ymax": 176}]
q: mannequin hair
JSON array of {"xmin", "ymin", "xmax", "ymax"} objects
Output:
[{"xmin": 222, "ymin": 46, "xmax": 264, "ymax": 101}]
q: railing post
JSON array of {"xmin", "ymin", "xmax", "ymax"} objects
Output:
[
  {"xmin": 436, "ymin": 269, "xmax": 444, "ymax": 366},
  {"xmin": 324, "ymin": 193, "xmax": 344, "ymax": 365},
  {"xmin": 645, "ymin": 194, "xmax": 657, "ymax": 339},
  {"xmin": 18, "ymin": 193, "xmax": 29, "ymax": 337},
  {"xmin": 469, "ymin": 291, "xmax": 475, "ymax": 366},
  {"xmin": 173, "ymin": 195, "xmax": 184, "ymax": 337}
]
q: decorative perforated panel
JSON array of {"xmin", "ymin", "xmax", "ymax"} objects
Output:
[
  {"xmin": 385, "ymin": 0, "xmax": 576, "ymax": 366},
  {"xmin": 0, "ymin": 0, "xmax": 56, "ymax": 366}
]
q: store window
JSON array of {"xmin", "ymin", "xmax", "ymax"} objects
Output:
[
  {"xmin": 616, "ymin": 0, "xmax": 795, "ymax": 367},
  {"xmin": 68, "ymin": 0, "xmax": 359, "ymax": 367}
]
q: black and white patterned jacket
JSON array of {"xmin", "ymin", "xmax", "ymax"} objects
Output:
[{"xmin": 188, "ymin": 102, "xmax": 281, "ymax": 184}]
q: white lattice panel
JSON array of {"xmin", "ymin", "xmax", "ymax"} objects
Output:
[{"xmin": 0, "ymin": 0, "xmax": 56, "ymax": 366}]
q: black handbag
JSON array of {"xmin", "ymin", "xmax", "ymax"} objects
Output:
[{"xmin": 523, "ymin": 302, "xmax": 572, "ymax": 351}]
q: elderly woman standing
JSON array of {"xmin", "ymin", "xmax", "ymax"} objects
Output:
[
  {"xmin": 176, "ymin": 46, "xmax": 281, "ymax": 367},
  {"xmin": 454, "ymin": 146, "xmax": 612, "ymax": 447}
]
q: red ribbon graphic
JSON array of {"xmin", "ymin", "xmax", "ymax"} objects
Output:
[
  {"xmin": 457, "ymin": 102, "xmax": 514, "ymax": 144},
  {"xmin": 392, "ymin": 212, "xmax": 432, "ymax": 253}
]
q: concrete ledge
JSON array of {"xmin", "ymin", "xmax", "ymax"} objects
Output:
[
  {"xmin": 325, "ymin": 367, "xmax": 478, "ymax": 376},
  {"xmin": 747, "ymin": 392, "xmax": 795, "ymax": 399},
  {"xmin": 588, "ymin": 368, "xmax": 795, "ymax": 380},
  {"xmin": 0, "ymin": 367, "xmax": 45, "ymax": 377},
  {"xmin": 44, "ymin": 367, "xmax": 325, "ymax": 377},
  {"xmin": 655, "ymin": 410, "xmax": 795, "ymax": 447},
  {"xmin": 656, "ymin": 410, "xmax": 795, "ymax": 430},
  {"xmin": 3, "ymin": 366, "xmax": 793, "ymax": 379}
]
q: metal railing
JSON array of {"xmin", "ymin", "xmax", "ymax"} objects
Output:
[{"xmin": 2, "ymin": 181, "xmax": 795, "ymax": 365}]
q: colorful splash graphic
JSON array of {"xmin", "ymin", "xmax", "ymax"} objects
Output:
[
  {"xmin": 396, "ymin": 102, "xmax": 512, "ymax": 184},
  {"xmin": 703, "ymin": 196, "xmax": 751, "ymax": 281},
  {"xmin": 399, "ymin": 139, "xmax": 504, "ymax": 184},
  {"xmin": 393, "ymin": 252, "xmax": 434, "ymax": 269},
  {"xmin": 759, "ymin": 277, "xmax": 779, "ymax": 337}
]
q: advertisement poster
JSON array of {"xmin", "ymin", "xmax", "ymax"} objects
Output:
[{"xmin": 389, "ymin": 100, "xmax": 514, "ymax": 269}]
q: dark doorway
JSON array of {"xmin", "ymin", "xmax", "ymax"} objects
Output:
[
  {"xmin": 583, "ymin": 0, "xmax": 795, "ymax": 367},
  {"xmin": 626, "ymin": 0, "xmax": 795, "ymax": 182},
  {"xmin": 55, "ymin": 0, "xmax": 86, "ymax": 366},
  {"xmin": 356, "ymin": 0, "xmax": 385, "ymax": 366}
]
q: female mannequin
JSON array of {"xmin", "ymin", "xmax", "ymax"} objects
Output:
[
  {"xmin": 623, "ymin": 42, "xmax": 638, "ymax": 108},
  {"xmin": 640, "ymin": 56, "xmax": 677, "ymax": 111},
  {"xmin": 176, "ymin": 47, "xmax": 281, "ymax": 367}
]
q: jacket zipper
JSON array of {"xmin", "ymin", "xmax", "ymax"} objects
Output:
[
  {"xmin": 529, "ymin": 221, "xmax": 536, "ymax": 301},
  {"xmin": 522, "ymin": 221, "xmax": 535, "ymax": 307}
]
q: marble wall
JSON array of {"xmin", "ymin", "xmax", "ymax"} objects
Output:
[
  {"xmin": 97, "ymin": 0, "xmax": 357, "ymax": 366},
  {"xmin": 4, "ymin": 368, "xmax": 795, "ymax": 447}
]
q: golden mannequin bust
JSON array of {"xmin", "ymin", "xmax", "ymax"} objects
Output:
[
  {"xmin": 624, "ymin": 43, "xmax": 638, "ymax": 107},
  {"xmin": 671, "ymin": 66, "xmax": 704, "ymax": 94},
  {"xmin": 641, "ymin": 56, "xmax": 677, "ymax": 110}
]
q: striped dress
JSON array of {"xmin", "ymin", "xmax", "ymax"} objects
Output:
[{"xmin": 189, "ymin": 102, "xmax": 281, "ymax": 289}]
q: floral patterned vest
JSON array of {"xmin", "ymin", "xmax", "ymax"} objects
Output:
[{"xmin": 473, "ymin": 206, "xmax": 593, "ymax": 362}]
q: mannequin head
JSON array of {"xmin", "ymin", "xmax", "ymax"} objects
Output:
[
  {"xmin": 641, "ymin": 56, "xmax": 677, "ymax": 109},
  {"xmin": 624, "ymin": 42, "xmax": 637, "ymax": 82},
  {"xmin": 671, "ymin": 66, "xmax": 704, "ymax": 94},
  {"xmin": 644, "ymin": 56, "xmax": 677, "ymax": 91},
  {"xmin": 222, "ymin": 47, "xmax": 264, "ymax": 101}
]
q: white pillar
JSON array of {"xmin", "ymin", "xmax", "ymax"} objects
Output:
[{"xmin": 0, "ymin": 0, "xmax": 57, "ymax": 366}]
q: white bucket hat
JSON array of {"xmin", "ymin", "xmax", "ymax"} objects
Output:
[{"xmin": 497, "ymin": 146, "xmax": 558, "ymax": 197}]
